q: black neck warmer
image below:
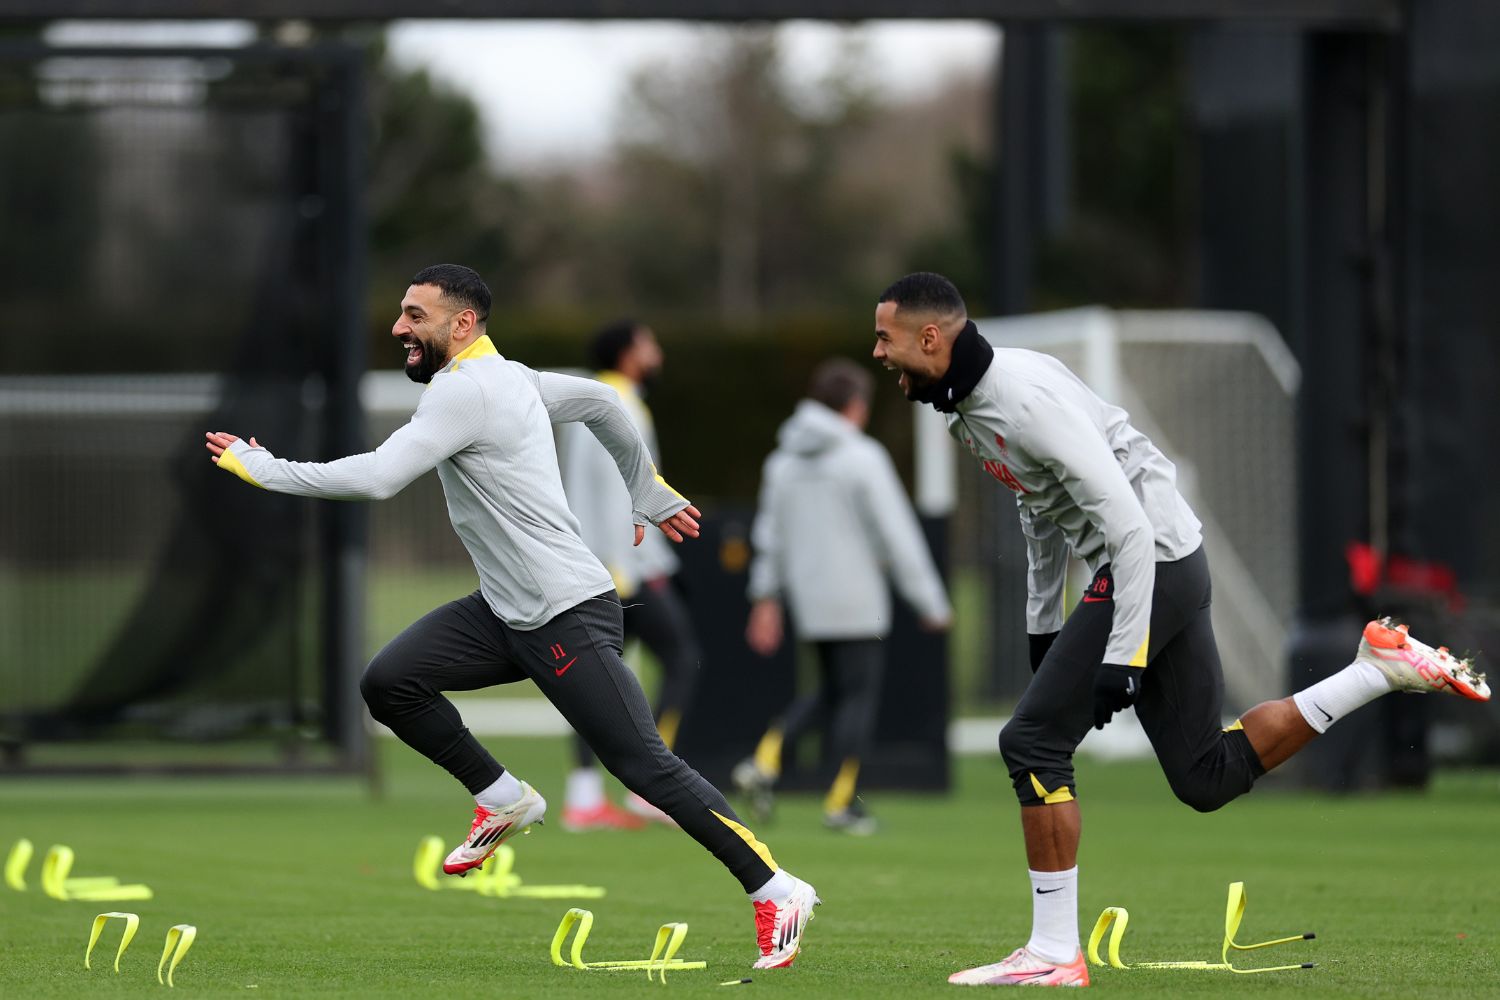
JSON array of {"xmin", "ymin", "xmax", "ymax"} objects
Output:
[{"xmin": 911, "ymin": 320, "xmax": 993, "ymax": 413}]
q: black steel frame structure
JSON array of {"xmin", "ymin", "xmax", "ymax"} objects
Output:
[
  {"xmin": 0, "ymin": 1, "xmax": 1398, "ymax": 28},
  {"xmin": 6, "ymin": 2, "xmax": 1492, "ymax": 786},
  {"xmin": 0, "ymin": 42, "xmax": 368, "ymax": 777}
]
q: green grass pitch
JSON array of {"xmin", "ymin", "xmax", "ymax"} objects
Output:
[{"xmin": 2, "ymin": 738, "xmax": 1496, "ymax": 997}]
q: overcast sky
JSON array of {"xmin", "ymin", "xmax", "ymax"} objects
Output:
[
  {"xmin": 387, "ymin": 21, "xmax": 998, "ymax": 166},
  {"xmin": 47, "ymin": 19, "xmax": 998, "ymax": 168}
]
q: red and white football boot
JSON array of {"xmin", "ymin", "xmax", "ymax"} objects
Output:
[
  {"xmin": 1357, "ymin": 618, "xmax": 1490, "ymax": 701},
  {"xmin": 442, "ymin": 782, "xmax": 547, "ymax": 876},
  {"xmin": 751, "ymin": 874, "xmax": 820, "ymax": 969}
]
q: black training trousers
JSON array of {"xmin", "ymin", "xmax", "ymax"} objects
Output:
[
  {"xmin": 361, "ymin": 590, "xmax": 777, "ymax": 891},
  {"xmin": 777, "ymin": 639, "xmax": 885, "ymax": 794},
  {"xmin": 999, "ymin": 546, "xmax": 1266, "ymax": 812},
  {"xmin": 572, "ymin": 574, "xmax": 702, "ymax": 766}
]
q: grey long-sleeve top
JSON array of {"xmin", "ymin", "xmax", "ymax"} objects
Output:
[
  {"xmin": 556, "ymin": 371, "xmax": 679, "ymax": 599},
  {"xmin": 215, "ymin": 335, "xmax": 689, "ymax": 630},
  {"xmin": 946, "ymin": 348, "xmax": 1201, "ymax": 666},
  {"xmin": 747, "ymin": 399, "xmax": 951, "ymax": 640}
]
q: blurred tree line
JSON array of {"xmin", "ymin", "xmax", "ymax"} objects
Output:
[
  {"xmin": 365, "ymin": 25, "xmax": 1190, "ymax": 499},
  {"xmin": 367, "ymin": 28, "xmax": 990, "ymax": 345},
  {"xmin": 0, "ymin": 23, "xmax": 1189, "ymax": 501},
  {"xmin": 366, "ymin": 28, "xmax": 993, "ymax": 499}
]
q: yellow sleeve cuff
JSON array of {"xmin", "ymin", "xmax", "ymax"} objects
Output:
[
  {"xmin": 216, "ymin": 448, "xmax": 265, "ymax": 489},
  {"xmin": 651, "ymin": 464, "xmax": 686, "ymax": 501}
]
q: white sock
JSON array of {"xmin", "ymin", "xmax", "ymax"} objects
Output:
[
  {"xmin": 1025, "ymin": 867, "xmax": 1079, "ymax": 964},
  {"xmin": 748, "ymin": 869, "xmax": 795, "ymax": 902},
  {"xmin": 565, "ymin": 767, "xmax": 605, "ymax": 811},
  {"xmin": 475, "ymin": 770, "xmax": 524, "ymax": 811},
  {"xmin": 1292, "ymin": 660, "xmax": 1392, "ymax": 734}
]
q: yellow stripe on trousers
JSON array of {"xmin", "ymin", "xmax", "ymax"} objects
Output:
[{"xmin": 710, "ymin": 810, "xmax": 778, "ymax": 871}]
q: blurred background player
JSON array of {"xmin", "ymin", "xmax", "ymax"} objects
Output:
[
  {"xmin": 872, "ymin": 271, "xmax": 1490, "ymax": 987},
  {"xmin": 734, "ymin": 358, "xmax": 952, "ymax": 834},
  {"xmin": 556, "ymin": 319, "xmax": 704, "ymax": 830}
]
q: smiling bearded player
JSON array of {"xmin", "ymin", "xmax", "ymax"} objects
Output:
[
  {"xmin": 205, "ymin": 265, "xmax": 819, "ymax": 971},
  {"xmin": 872, "ymin": 271, "xmax": 1489, "ymax": 988}
]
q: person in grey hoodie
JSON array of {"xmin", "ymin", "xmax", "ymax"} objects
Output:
[{"xmin": 734, "ymin": 358, "xmax": 952, "ymax": 834}]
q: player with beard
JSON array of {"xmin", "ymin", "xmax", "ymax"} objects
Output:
[
  {"xmin": 871, "ymin": 271, "xmax": 1489, "ymax": 988},
  {"xmin": 205, "ymin": 264, "xmax": 819, "ymax": 970}
]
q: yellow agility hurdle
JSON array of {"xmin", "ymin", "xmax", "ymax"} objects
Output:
[
  {"xmin": 550, "ymin": 907, "xmax": 706, "ymax": 982},
  {"xmin": 412, "ymin": 837, "xmax": 606, "ymax": 899},
  {"xmin": 1088, "ymin": 881, "xmax": 1314, "ymax": 974}
]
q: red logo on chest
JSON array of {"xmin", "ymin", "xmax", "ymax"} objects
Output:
[{"xmin": 982, "ymin": 459, "xmax": 1029, "ymax": 494}]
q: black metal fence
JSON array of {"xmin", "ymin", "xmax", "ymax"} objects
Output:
[{"xmin": 0, "ymin": 44, "xmax": 367, "ymax": 773}]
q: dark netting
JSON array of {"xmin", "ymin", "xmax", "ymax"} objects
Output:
[{"xmin": 0, "ymin": 46, "xmax": 366, "ymax": 770}]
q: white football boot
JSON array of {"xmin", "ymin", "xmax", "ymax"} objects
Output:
[
  {"xmin": 1356, "ymin": 618, "xmax": 1490, "ymax": 700},
  {"xmin": 442, "ymin": 782, "xmax": 547, "ymax": 876},
  {"xmin": 949, "ymin": 946, "xmax": 1090, "ymax": 987},
  {"xmin": 751, "ymin": 873, "xmax": 820, "ymax": 969}
]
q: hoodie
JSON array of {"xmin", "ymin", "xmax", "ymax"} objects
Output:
[{"xmin": 747, "ymin": 399, "xmax": 951, "ymax": 640}]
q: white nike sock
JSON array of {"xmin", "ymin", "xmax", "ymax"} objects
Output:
[
  {"xmin": 1292, "ymin": 660, "xmax": 1392, "ymax": 734},
  {"xmin": 475, "ymin": 770, "xmax": 525, "ymax": 811},
  {"xmin": 748, "ymin": 869, "xmax": 794, "ymax": 902},
  {"xmin": 565, "ymin": 767, "xmax": 605, "ymax": 811},
  {"xmin": 1025, "ymin": 867, "xmax": 1079, "ymax": 964}
]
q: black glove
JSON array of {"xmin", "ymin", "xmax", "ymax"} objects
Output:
[
  {"xmin": 1028, "ymin": 632, "xmax": 1059, "ymax": 674},
  {"xmin": 1093, "ymin": 663, "xmax": 1143, "ymax": 730}
]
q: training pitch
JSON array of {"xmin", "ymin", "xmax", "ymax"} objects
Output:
[{"xmin": 2, "ymin": 738, "xmax": 1495, "ymax": 997}]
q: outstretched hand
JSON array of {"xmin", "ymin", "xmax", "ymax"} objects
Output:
[
  {"xmin": 204, "ymin": 431, "xmax": 261, "ymax": 463},
  {"xmin": 637, "ymin": 504, "xmax": 701, "ymax": 546}
]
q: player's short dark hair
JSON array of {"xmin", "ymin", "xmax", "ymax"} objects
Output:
[
  {"xmin": 807, "ymin": 358, "xmax": 874, "ymax": 413},
  {"xmin": 878, "ymin": 271, "xmax": 967, "ymax": 319},
  {"xmin": 410, "ymin": 264, "xmax": 491, "ymax": 325},
  {"xmin": 588, "ymin": 318, "xmax": 644, "ymax": 372}
]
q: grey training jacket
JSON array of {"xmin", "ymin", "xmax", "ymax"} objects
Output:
[
  {"xmin": 946, "ymin": 347, "xmax": 1202, "ymax": 666},
  {"xmin": 747, "ymin": 399, "xmax": 951, "ymax": 641},
  {"xmin": 217, "ymin": 336, "xmax": 688, "ymax": 630},
  {"xmin": 556, "ymin": 371, "xmax": 679, "ymax": 599}
]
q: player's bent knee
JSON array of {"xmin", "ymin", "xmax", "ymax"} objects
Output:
[
  {"xmin": 998, "ymin": 714, "xmax": 1046, "ymax": 768},
  {"xmin": 999, "ymin": 716, "xmax": 1076, "ymax": 806},
  {"xmin": 1167, "ymin": 774, "xmax": 1233, "ymax": 814},
  {"xmin": 359, "ymin": 654, "xmax": 412, "ymax": 716},
  {"xmin": 997, "ymin": 715, "xmax": 1023, "ymax": 765},
  {"xmin": 357, "ymin": 668, "xmax": 389, "ymax": 716}
]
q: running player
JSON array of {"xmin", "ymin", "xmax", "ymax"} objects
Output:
[
  {"xmin": 871, "ymin": 271, "xmax": 1489, "ymax": 988},
  {"xmin": 205, "ymin": 265, "xmax": 818, "ymax": 970}
]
